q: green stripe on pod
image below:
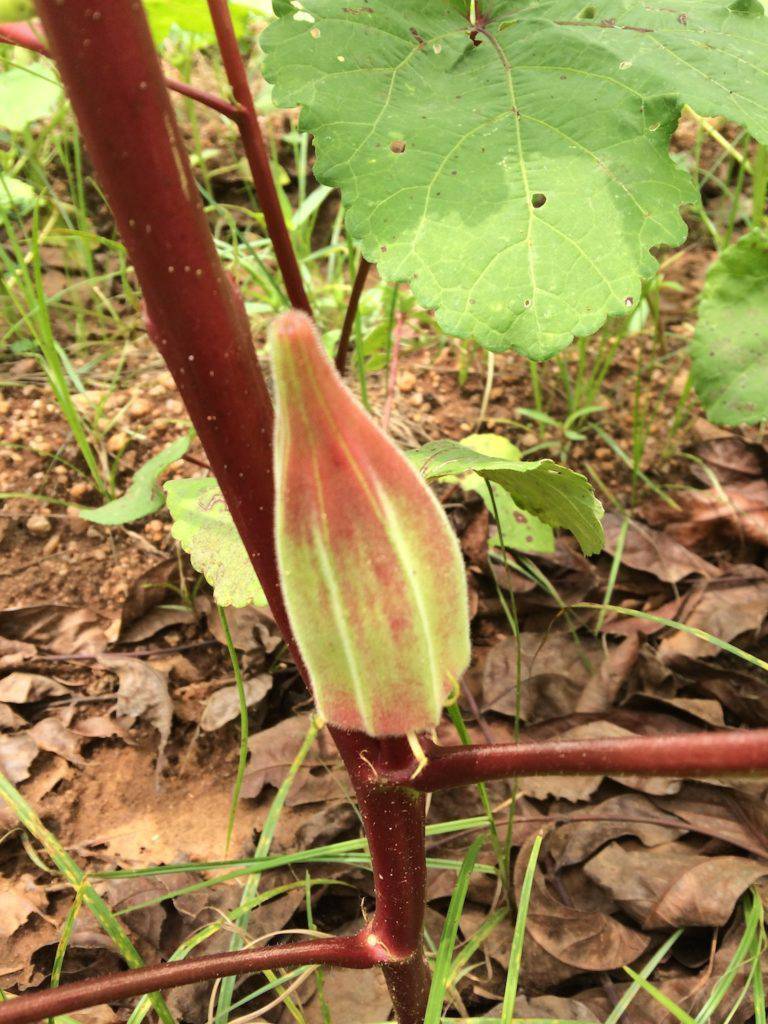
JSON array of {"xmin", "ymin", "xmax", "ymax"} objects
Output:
[{"xmin": 271, "ymin": 310, "xmax": 470, "ymax": 738}]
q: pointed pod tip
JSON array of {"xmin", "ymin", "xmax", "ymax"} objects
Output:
[{"xmin": 269, "ymin": 309, "xmax": 320, "ymax": 347}]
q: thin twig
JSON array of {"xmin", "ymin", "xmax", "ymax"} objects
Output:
[{"xmin": 0, "ymin": 21, "xmax": 243, "ymax": 121}]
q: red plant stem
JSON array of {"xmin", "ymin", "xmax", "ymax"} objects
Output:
[
  {"xmin": 335, "ymin": 255, "xmax": 371, "ymax": 374},
  {"xmin": 205, "ymin": 0, "xmax": 311, "ymax": 315},
  {"xmin": 0, "ymin": 937, "xmax": 384, "ymax": 1024},
  {"xmin": 0, "ymin": 21, "xmax": 242, "ymax": 121},
  {"xmin": 385, "ymin": 728, "xmax": 768, "ymax": 792}
]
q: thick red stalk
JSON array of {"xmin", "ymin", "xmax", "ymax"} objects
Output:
[
  {"xmin": 26, "ymin": 3, "xmax": 427, "ymax": 1021},
  {"xmin": 205, "ymin": 0, "xmax": 311, "ymax": 315},
  {"xmin": 0, "ymin": 21, "xmax": 242, "ymax": 120},
  {"xmin": 387, "ymin": 727, "xmax": 768, "ymax": 792},
  {"xmin": 0, "ymin": 937, "xmax": 383, "ymax": 1024}
]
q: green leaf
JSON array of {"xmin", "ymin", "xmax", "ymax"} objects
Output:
[
  {"xmin": 164, "ymin": 477, "xmax": 267, "ymax": 608},
  {"xmin": 0, "ymin": 62, "xmax": 61, "ymax": 131},
  {"xmin": 690, "ymin": 228, "xmax": 768, "ymax": 426},
  {"xmin": 0, "ymin": 0, "xmax": 34, "ymax": 20},
  {"xmin": 262, "ymin": 1, "xmax": 768, "ymax": 358},
  {"xmin": 0, "ymin": 175, "xmax": 36, "ymax": 211},
  {"xmin": 144, "ymin": 0, "xmax": 251, "ymax": 41},
  {"xmin": 80, "ymin": 434, "xmax": 192, "ymax": 526},
  {"xmin": 448, "ymin": 434, "xmax": 554, "ymax": 553},
  {"xmin": 411, "ymin": 438, "xmax": 604, "ymax": 555}
]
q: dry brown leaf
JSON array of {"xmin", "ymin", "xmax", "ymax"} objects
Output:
[
  {"xmin": 658, "ymin": 571, "xmax": 768, "ymax": 662},
  {"xmin": 242, "ymin": 714, "xmax": 333, "ymax": 801},
  {"xmin": 0, "ymin": 874, "xmax": 51, "ymax": 939},
  {"xmin": 603, "ymin": 514, "xmax": 719, "ymax": 583},
  {"xmin": 98, "ymin": 654, "xmax": 172, "ymax": 772},
  {"xmin": 642, "ymin": 478, "xmax": 768, "ymax": 548},
  {"xmin": 0, "ymin": 703, "xmax": 26, "ymax": 730},
  {"xmin": 29, "ymin": 717, "xmax": 85, "ymax": 767},
  {"xmin": 0, "ymin": 732, "xmax": 39, "ymax": 783},
  {"xmin": 0, "ymin": 636, "xmax": 36, "ymax": 670},
  {"xmin": 514, "ymin": 834, "xmax": 648, "ymax": 971},
  {"xmin": 0, "ymin": 672, "xmax": 70, "ymax": 702},
  {"xmin": 0, "ymin": 605, "xmax": 109, "ymax": 654},
  {"xmin": 115, "ymin": 558, "xmax": 193, "ymax": 643},
  {"xmin": 546, "ymin": 793, "xmax": 687, "ymax": 870},
  {"xmin": 584, "ymin": 841, "xmax": 768, "ymax": 928},
  {"xmin": 482, "ymin": 633, "xmax": 605, "ymax": 721},
  {"xmin": 653, "ymin": 783, "xmax": 768, "ymax": 859},
  {"xmin": 199, "ymin": 674, "xmax": 272, "ymax": 732}
]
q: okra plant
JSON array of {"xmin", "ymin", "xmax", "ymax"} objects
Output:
[{"xmin": 2, "ymin": 2, "xmax": 768, "ymax": 1023}]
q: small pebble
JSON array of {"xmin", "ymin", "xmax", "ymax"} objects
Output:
[
  {"xmin": 26, "ymin": 513, "xmax": 52, "ymax": 537},
  {"xmin": 43, "ymin": 533, "xmax": 61, "ymax": 555},
  {"xmin": 398, "ymin": 371, "xmax": 417, "ymax": 393},
  {"xmin": 106, "ymin": 431, "xmax": 129, "ymax": 454}
]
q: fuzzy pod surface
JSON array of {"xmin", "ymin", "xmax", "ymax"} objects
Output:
[{"xmin": 271, "ymin": 310, "xmax": 470, "ymax": 737}]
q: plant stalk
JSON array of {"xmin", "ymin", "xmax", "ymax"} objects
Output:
[
  {"xmin": 385, "ymin": 728, "xmax": 768, "ymax": 792},
  {"xmin": 0, "ymin": 937, "xmax": 385, "ymax": 1024},
  {"xmin": 335, "ymin": 255, "xmax": 371, "ymax": 374},
  {"xmin": 205, "ymin": 0, "xmax": 311, "ymax": 314},
  {"xmin": 27, "ymin": 4, "xmax": 427, "ymax": 1020}
]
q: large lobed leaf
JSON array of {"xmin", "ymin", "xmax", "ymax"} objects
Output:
[
  {"xmin": 262, "ymin": 1, "xmax": 768, "ymax": 357},
  {"xmin": 690, "ymin": 228, "xmax": 768, "ymax": 427}
]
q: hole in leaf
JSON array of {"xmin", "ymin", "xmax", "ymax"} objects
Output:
[{"xmin": 531, "ymin": 192, "xmax": 547, "ymax": 208}]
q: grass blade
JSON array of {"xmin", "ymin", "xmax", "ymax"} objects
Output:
[
  {"xmin": 0, "ymin": 772, "xmax": 175, "ymax": 1024},
  {"xmin": 501, "ymin": 833, "xmax": 543, "ymax": 1022},
  {"xmin": 424, "ymin": 835, "xmax": 486, "ymax": 1024}
]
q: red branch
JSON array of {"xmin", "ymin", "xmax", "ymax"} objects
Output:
[
  {"xmin": 0, "ymin": 21, "xmax": 242, "ymax": 121},
  {"xmin": 335, "ymin": 255, "xmax": 371, "ymax": 374},
  {"xmin": 384, "ymin": 728, "xmax": 768, "ymax": 792},
  {"xmin": 205, "ymin": 0, "xmax": 312, "ymax": 315},
  {"xmin": 0, "ymin": 935, "xmax": 386, "ymax": 1024}
]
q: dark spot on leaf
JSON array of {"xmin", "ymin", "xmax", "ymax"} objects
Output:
[
  {"xmin": 390, "ymin": 140, "xmax": 406, "ymax": 154},
  {"xmin": 625, "ymin": 296, "xmax": 634, "ymax": 307},
  {"xmin": 514, "ymin": 512, "xmax": 527, "ymax": 524},
  {"xmin": 409, "ymin": 26, "xmax": 425, "ymax": 47},
  {"xmin": 531, "ymin": 192, "xmax": 547, "ymax": 208},
  {"xmin": 678, "ymin": 12, "xmax": 688, "ymax": 25},
  {"xmin": 381, "ymin": 245, "xmax": 388, "ymax": 252},
  {"xmin": 523, "ymin": 298, "xmax": 532, "ymax": 308}
]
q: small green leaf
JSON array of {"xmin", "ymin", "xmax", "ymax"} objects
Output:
[
  {"xmin": 164, "ymin": 477, "xmax": 267, "ymax": 608},
  {"xmin": 411, "ymin": 438, "xmax": 604, "ymax": 556},
  {"xmin": 0, "ymin": 0, "xmax": 35, "ymax": 20},
  {"xmin": 447, "ymin": 434, "xmax": 554, "ymax": 554},
  {"xmin": 0, "ymin": 175, "xmax": 36, "ymax": 212},
  {"xmin": 690, "ymin": 228, "xmax": 768, "ymax": 426},
  {"xmin": 0, "ymin": 62, "xmax": 62, "ymax": 132},
  {"xmin": 143, "ymin": 0, "xmax": 251, "ymax": 41},
  {"xmin": 80, "ymin": 434, "xmax": 192, "ymax": 526}
]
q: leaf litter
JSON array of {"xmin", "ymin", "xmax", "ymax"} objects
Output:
[{"xmin": 2, "ymin": 100, "xmax": 768, "ymax": 1024}]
